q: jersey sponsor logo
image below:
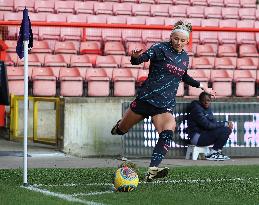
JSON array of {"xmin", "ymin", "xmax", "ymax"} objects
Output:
[{"xmin": 166, "ymin": 64, "xmax": 185, "ymax": 77}]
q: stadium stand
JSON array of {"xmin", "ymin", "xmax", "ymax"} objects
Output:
[{"xmin": 0, "ymin": 0, "xmax": 258, "ymax": 98}]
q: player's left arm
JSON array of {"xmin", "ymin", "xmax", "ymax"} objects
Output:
[{"xmin": 182, "ymin": 71, "xmax": 216, "ymax": 97}]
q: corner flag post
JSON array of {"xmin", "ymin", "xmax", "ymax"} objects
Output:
[{"xmin": 16, "ymin": 7, "xmax": 33, "ymax": 186}]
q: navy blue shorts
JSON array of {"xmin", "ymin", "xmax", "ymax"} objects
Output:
[{"xmin": 130, "ymin": 98, "xmax": 174, "ymax": 118}]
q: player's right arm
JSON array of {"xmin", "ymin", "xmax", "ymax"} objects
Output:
[{"xmin": 130, "ymin": 45, "xmax": 157, "ymax": 65}]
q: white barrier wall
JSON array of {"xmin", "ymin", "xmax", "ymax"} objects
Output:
[{"xmin": 62, "ymin": 97, "xmax": 134, "ymax": 157}]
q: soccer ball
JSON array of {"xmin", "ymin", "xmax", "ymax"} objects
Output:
[{"xmin": 113, "ymin": 166, "xmax": 139, "ymax": 192}]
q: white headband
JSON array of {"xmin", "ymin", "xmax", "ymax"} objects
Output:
[{"xmin": 171, "ymin": 29, "xmax": 190, "ymax": 38}]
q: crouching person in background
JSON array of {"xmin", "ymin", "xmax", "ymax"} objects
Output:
[{"xmin": 187, "ymin": 92, "xmax": 233, "ymax": 161}]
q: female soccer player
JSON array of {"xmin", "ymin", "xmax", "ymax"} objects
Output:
[{"xmin": 111, "ymin": 20, "xmax": 216, "ymax": 181}]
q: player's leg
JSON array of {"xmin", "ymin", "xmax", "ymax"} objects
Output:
[
  {"xmin": 146, "ymin": 112, "xmax": 176, "ymax": 181},
  {"xmin": 111, "ymin": 99, "xmax": 146, "ymax": 135}
]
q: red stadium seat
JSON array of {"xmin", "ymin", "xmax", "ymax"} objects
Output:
[
  {"xmin": 224, "ymin": 0, "xmax": 241, "ymax": 7},
  {"xmin": 14, "ymin": 0, "xmax": 35, "ymax": 12},
  {"xmin": 184, "ymin": 43, "xmax": 197, "ymax": 56},
  {"xmin": 29, "ymin": 13, "xmax": 47, "ymax": 22},
  {"xmin": 47, "ymin": 13, "xmax": 66, "ymax": 22},
  {"xmin": 169, "ymin": 5, "xmax": 188, "ymax": 18},
  {"xmin": 200, "ymin": 19, "xmax": 219, "ymax": 44},
  {"xmin": 59, "ymin": 67, "xmax": 83, "ymax": 97},
  {"xmin": 164, "ymin": 17, "xmax": 183, "ymax": 26},
  {"xmin": 214, "ymin": 57, "xmax": 237, "ymax": 69},
  {"xmin": 190, "ymin": 0, "xmax": 208, "ymax": 6},
  {"xmin": 207, "ymin": 0, "xmax": 224, "ymax": 7},
  {"xmin": 126, "ymin": 16, "xmax": 146, "ymax": 25},
  {"xmin": 35, "ymin": 0, "xmax": 55, "ymax": 13},
  {"xmin": 137, "ymin": 69, "xmax": 149, "ymax": 85},
  {"xmin": 218, "ymin": 20, "xmax": 238, "ymax": 44},
  {"xmin": 94, "ymin": 2, "xmax": 113, "ymax": 15},
  {"xmin": 240, "ymin": 0, "xmax": 257, "ymax": 8},
  {"xmin": 55, "ymin": 1, "xmax": 74, "ymax": 14},
  {"xmin": 204, "ymin": 7, "xmax": 222, "ymax": 19},
  {"xmin": 255, "ymin": 21, "xmax": 259, "ymax": 45},
  {"xmin": 85, "ymin": 68, "xmax": 110, "ymax": 96},
  {"xmin": 237, "ymin": 57, "xmax": 258, "ymax": 69},
  {"xmin": 5, "ymin": 40, "xmax": 17, "ymax": 53},
  {"xmin": 132, "ymin": 4, "xmax": 151, "ymax": 16},
  {"xmin": 239, "ymin": 44, "xmax": 258, "ymax": 57},
  {"xmin": 139, "ymin": 0, "xmax": 156, "ymax": 3},
  {"xmin": 107, "ymin": 16, "xmax": 126, "ymax": 24},
  {"xmin": 121, "ymin": 56, "xmax": 144, "ymax": 69},
  {"xmin": 96, "ymin": 55, "xmax": 118, "ymax": 68},
  {"xmin": 256, "ymin": 9, "xmax": 259, "ymax": 20},
  {"xmin": 74, "ymin": 1, "xmax": 94, "ymax": 14},
  {"xmin": 0, "ymin": 0, "xmax": 14, "ymax": 11},
  {"xmin": 7, "ymin": 67, "xmax": 26, "ymax": 95},
  {"xmin": 44, "ymin": 54, "xmax": 68, "ymax": 67},
  {"xmin": 187, "ymin": 6, "xmax": 205, "ymax": 18},
  {"xmin": 5, "ymin": 53, "xmax": 18, "ymax": 66},
  {"xmin": 192, "ymin": 57, "xmax": 215, "ymax": 69},
  {"xmin": 70, "ymin": 55, "xmax": 93, "ymax": 68},
  {"xmin": 126, "ymin": 42, "xmax": 146, "ymax": 55},
  {"xmin": 122, "ymin": 29, "xmax": 142, "ymax": 43},
  {"xmin": 174, "ymin": 0, "xmax": 190, "ymax": 5},
  {"xmin": 4, "ymin": 13, "xmax": 21, "ymax": 39},
  {"xmin": 222, "ymin": 7, "xmax": 239, "ymax": 19},
  {"xmin": 32, "ymin": 67, "xmax": 56, "ymax": 96},
  {"xmin": 120, "ymin": 0, "xmax": 138, "ymax": 3},
  {"xmin": 218, "ymin": 44, "xmax": 237, "ymax": 57},
  {"xmin": 142, "ymin": 30, "xmax": 162, "ymax": 43},
  {"xmin": 39, "ymin": 27, "xmax": 61, "ymax": 40},
  {"xmin": 211, "ymin": 70, "xmax": 233, "ymax": 97},
  {"xmin": 17, "ymin": 53, "xmax": 43, "ymax": 67},
  {"xmin": 237, "ymin": 20, "xmax": 256, "ymax": 44},
  {"xmin": 104, "ymin": 42, "xmax": 125, "ymax": 55},
  {"xmin": 155, "ymin": 0, "xmax": 172, "ymax": 4},
  {"xmin": 62, "ymin": 15, "xmax": 87, "ymax": 41},
  {"xmin": 196, "ymin": 44, "xmax": 217, "ymax": 57},
  {"xmin": 66, "ymin": 14, "xmax": 87, "ymax": 23},
  {"xmin": 113, "ymin": 3, "xmax": 132, "ymax": 16},
  {"xmin": 80, "ymin": 41, "xmax": 102, "ymax": 55},
  {"xmin": 239, "ymin": 8, "xmax": 256, "ymax": 20},
  {"xmin": 234, "ymin": 70, "xmax": 256, "ymax": 97},
  {"xmin": 146, "ymin": 17, "xmax": 165, "ymax": 26},
  {"xmin": 112, "ymin": 68, "xmax": 135, "ymax": 96},
  {"xmin": 151, "ymin": 4, "xmax": 169, "ymax": 17},
  {"xmin": 54, "ymin": 41, "xmax": 77, "ymax": 54},
  {"xmin": 187, "ymin": 18, "xmax": 202, "ymax": 43},
  {"xmin": 162, "ymin": 30, "xmax": 171, "ymax": 41},
  {"xmin": 176, "ymin": 82, "xmax": 185, "ymax": 96},
  {"xmin": 102, "ymin": 28, "xmax": 122, "ymax": 42},
  {"xmin": 188, "ymin": 69, "xmax": 210, "ymax": 97},
  {"xmin": 39, "ymin": 14, "xmax": 66, "ymax": 40},
  {"xmin": 86, "ymin": 15, "xmax": 107, "ymax": 41},
  {"xmin": 4, "ymin": 12, "xmax": 22, "ymax": 21}
]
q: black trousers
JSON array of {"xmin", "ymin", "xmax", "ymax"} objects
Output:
[{"xmin": 197, "ymin": 127, "xmax": 232, "ymax": 151}]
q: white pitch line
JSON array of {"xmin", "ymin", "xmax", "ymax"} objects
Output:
[
  {"xmin": 33, "ymin": 177, "xmax": 259, "ymax": 188},
  {"xmin": 72, "ymin": 191, "xmax": 114, "ymax": 197},
  {"xmin": 33, "ymin": 183, "xmax": 113, "ymax": 187},
  {"xmin": 23, "ymin": 185, "xmax": 107, "ymax": 205}
]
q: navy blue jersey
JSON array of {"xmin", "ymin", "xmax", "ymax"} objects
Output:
[{"xmin": 131, "ymin": 41, "xmax": 195, "ymax": 108}]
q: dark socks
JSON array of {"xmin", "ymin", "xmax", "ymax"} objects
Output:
[{"xmin": 149, "ymin": 130, "xmax": 173, "ymax": 167}]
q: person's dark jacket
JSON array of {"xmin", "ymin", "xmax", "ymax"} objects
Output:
[{"xmin": 187, "ymin": 100, "xmax": 227, "ymax": 138}]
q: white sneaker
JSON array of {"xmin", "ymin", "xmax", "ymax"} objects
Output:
[{"xmin": 206, "ymin": 152, "xmax": 230, "ymax": 161}]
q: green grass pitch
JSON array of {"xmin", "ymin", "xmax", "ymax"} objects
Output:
[{"xmin": 1, "ymin": 165, "xmax": 259, "ymax": 205}]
